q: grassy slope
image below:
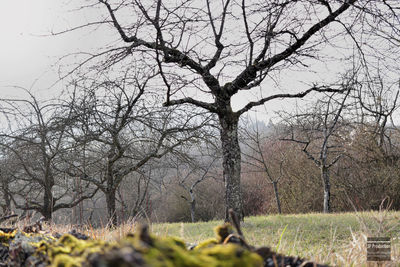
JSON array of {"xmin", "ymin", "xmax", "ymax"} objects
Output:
[{"xmin": 150, "ymin": 211, "xmax": 400, "ymax": 266}]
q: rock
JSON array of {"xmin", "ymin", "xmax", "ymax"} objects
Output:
[
  {"xmin": 87, "ymin": 246, "xmax": 147, "ymax": 267},
  {"xmin": 68, "ymin": 229, "xmax": 89, "ymax": 240},
  {"xmin": 0, "ymin": 224, "xmax": 330, "ymax": 267},
  {"xmin": 5, "ymin": 231, "xmax": 53, "ymax": 267},
  {"xmin": 53, "ymin": 229, "xmax": 89, "ymax": 241}
]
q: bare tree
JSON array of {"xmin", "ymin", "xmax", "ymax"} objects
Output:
[
  {"xmin": 356, "ymin": 67, "xmax": 400, "ymax": 155},
  {"xmin": 64, "ymin": 73, "xmax": 211, "ymax": 225},
  {"xmin": 61, "ymin": 0, "xmax": 400, "ymax": 221},
  {"xmin": 0, "ymin": 90, "xmax": 96, "ymax": 221},
  {"xmin": 174, "ymin": 151, "xmax": 219, "ymax": 222},
  {"xmin": 241, "ymin": 119, "xmax": 287, "ymax": 214},
  {"xmin": 116, "ymin": 162, "xmax": 169, "ymax": 221},
  {"xmin": 280, "ymin": 88, "xmax": 352, "ymax": 213}
]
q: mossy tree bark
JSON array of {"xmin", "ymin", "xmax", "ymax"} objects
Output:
[{"xmin": 219, "ymin": 111, "xmax": 243, "ymax": 222}]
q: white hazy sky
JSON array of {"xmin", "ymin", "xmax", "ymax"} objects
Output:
[
  {"xmin": 0, "ymin": 0, "xmax": 105, "ymax": 99},
  {"xmin": 1, "ymin": 1, "xmax": 60, "ymax": 93},
  {"xmin": 0, "ymin": 0, "xmax": 351, "ymax": 121},
  {"xmin": 2, "ymin": 1, "xmax": 390, "ymax": 123}
]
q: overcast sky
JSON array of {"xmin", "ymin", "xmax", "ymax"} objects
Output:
[
  {"xmin": 0, "ymin": 0, "xmax": 308, "ymax": 118},
  {"xmin": 2, "ymin": 1, "xmax": 397, "ymax": 123},
  {"xmin": 0, "ymin": 1, "xmax": 361, "ymax": 119},
  {"xmin": 1, "ymin": 1, "xmax": 58, "ymax": 94},
  {"xmin": 0, "ymin": 1, "xmax": 105, "ymax": 99}
]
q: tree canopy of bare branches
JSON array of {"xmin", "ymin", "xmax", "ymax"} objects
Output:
[
  {"xmin": 60, "ymin": 0, "xmax": 400, "ymax": 222},
  {"xmin": 0, "ymin": 90, "xmax": 97, "ymax": 220},
  {"xmin": 62, "ymin": 72, "xmax": 213, "ymax": 225}
]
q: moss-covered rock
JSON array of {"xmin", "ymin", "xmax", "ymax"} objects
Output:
[
  {"xmin": 0, "ymin": 230, "xmax": 17, "ymax": 245},
  {"xmin": 27, "ymin": 224, "xmax": 263, "ymax": 267},
  {"xmin": 0, "ymin": 224, "xmax": 328, "ymax": 267}
]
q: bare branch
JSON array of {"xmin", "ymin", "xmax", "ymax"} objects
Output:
[{"xmin": 237, "ymin": 86, "xmax": 346, "ymax": 116}]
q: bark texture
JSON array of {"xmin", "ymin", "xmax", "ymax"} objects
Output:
[
  {"xmin": 219, "ymin": 113, "xmax": 243, "ymax": 222},
  {"xmin": 43, "ymin": 186, "xmax": 54, "ymax": 221},
  {"xmin": 106, "ymin": 189, "xmax": 117, "ymax": 226},
  {"xmin": 189, "ymin": 189, "xmax": 196, "ymax": 223},
  {"xmin": 272, "ymin": 181, "xmax": 282, "ymax": 214},
  {"xmin": 321, "ymin": 166, "xmax": 331, "ymax": 213}
]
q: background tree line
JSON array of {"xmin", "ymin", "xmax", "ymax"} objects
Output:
[{"xmin": 0, "ymin": 68, "xmax": 399, "ymax": 225}]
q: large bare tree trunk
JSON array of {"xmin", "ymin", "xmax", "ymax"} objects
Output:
[
  {"xmin": 219, "ymin": 113, "xmax": 243, "ymax": 222},
  {"xmin": 105, "ymin": 159, "xmax": 118, "ymax": 226},
  {"xmin": 1, "ymin": 178, "xmax": 11, "ymax": 215},
  {"xmin": 43, "ymin": 187, "xmax": 53, "ymax": 221},
  {"xmin": 106, "ymin": 189, "xmax": 117, "ymax": 226},
  {"xmin": 272, "ymin": 181, "xmax": 282, "ymax": 214},
  {"xmin": 321, "ymin": 166, "xmax": 331, "ymax": 213}
]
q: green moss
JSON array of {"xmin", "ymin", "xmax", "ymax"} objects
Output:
[
  {"xmin": 51, "ymin": 254, "xmax": 82, "ymax": 267},
  {"xmin": 111, "ymin": 224, "xmax": 262, "ymax": 267},
  {"xmin": 200, "ymin": 243, "xmax": 263, "ymax": 267},
  {"xmin": 130, "ymin": 227, "xmax": 263, "ymax": 267},
  {"xmin": 0, "ymin": 229, "xmax": 17, "ymax": 244},
  {"xmin": 168, "ymin": 236, "xmax": 186, "ymax": 249},
  {"xmin": 36, "ymin": 234, "xmax": 110, "ymax": 267},
  {"xmin": 3, "ymin": 223, "xmax": 264, "ymax": 267},
  {"xmin": 214, "ymin": 223, "xmax": 233, "ymax": 243},
  {"xmin": 194, "ymin": 238, "xmax": 218, "ymax": 250},
  {"xmin": 143, "ymin": 236, "xmax": 206, "ymax": 267}
]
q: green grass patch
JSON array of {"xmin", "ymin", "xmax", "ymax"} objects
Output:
[{"xmin": 151, "ymin": 211, "xmax": 400, "ymax": 266}]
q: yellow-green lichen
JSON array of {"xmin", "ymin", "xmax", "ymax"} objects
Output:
[
  {"xmin": 194, "ymin": 238, "xmax": 218, "ymax": 250},
  {"xmin": 4, "ymin": 224, "xmax": 264, "ymax": 267},
  {"xmin": 37, "ymin": 234, "xmax": 109, "ymax": 267},
  {"xmin": 200, "ymin": 243, "xmax": 263, "ymax": 267},
  {"xmin": 214, "ymin": 223, "xmax": 234, "ymax": 243},
  {"xmin": 51, "ymin": 254, "xmax": 82, "ymax": 267},
  {"xmin": 0, "ymin": 230, "xmax": 17, "ymax": 245}
]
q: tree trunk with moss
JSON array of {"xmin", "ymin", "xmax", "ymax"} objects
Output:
[{"xmin": 219, "ymin": 111, "xmax": 243, "ymax": 222}]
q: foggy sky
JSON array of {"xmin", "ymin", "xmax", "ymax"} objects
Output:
[
  {"xmin": 0, "ymin": 0, "xmax": 308, "ymax": 120},
  {"xmin": 0, "ymin": 1, "xmax": 105, "ymax": 99},
  {"xmin": 1, "ymin": 1, "xmax": 398, "ymax": 123}
]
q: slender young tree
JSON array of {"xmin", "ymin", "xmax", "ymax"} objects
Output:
[
  {"xmin": 356, "ymin": 68, "xmax": 400, "ymax": 153},
  {"xmin": 280, "ymin": 88, "xmax": 352, "ymax": 213},
  {"xmin": 175, "ymin": 152, "xmax": 219, "ymax": 222},
  {"xmin": 241, "ymin": 119, "xmax": 287, "ymax": 214}
]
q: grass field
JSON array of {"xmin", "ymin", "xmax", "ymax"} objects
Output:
[
  {"xmin": 44, "ymin": 210, "xmax": 400, "ymax": 266},
  {"xmin": 146, "ymin": 211, "xmax": 400, "ymax": 266}
]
